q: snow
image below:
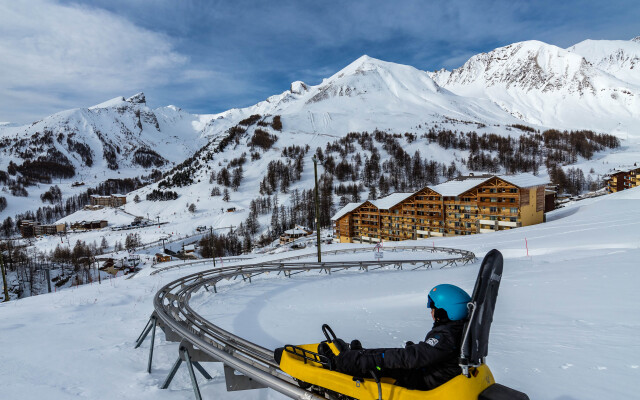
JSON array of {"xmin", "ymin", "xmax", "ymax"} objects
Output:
[
  {"xmin": 568, "ymin": 38, "xmax": 640, "ymax": 86},
  {"xmin": 331, "ymin": 202, "xmax": 363, "ymax": 221},
  {"xmin": 1, "ymin": 187, "xmax": 640, "ymax": 399},
  {"xmin": 371, "ymin": 192, "xmax": 415, "ymax": 209},
  {"xmin": 431, "ymin": 176, "xmax": 490, "ymax": 196},
  {"xmin": 430, "ymin": 39, "xmax": 640, "ymax": 137},
  {"xmin": 283, "ymin": 228, "xmax": 307, "ymax": 235},
  {"xmin": 3, "ymin": 36, "xmax": 639, "ymax": 230},
  {"xmin": 88, "ymin": 96, "xmax": 128, "ymax": 109},
  {"xmin": 497, "ymin": 173, "xmax": 549, "ymax": 188}
]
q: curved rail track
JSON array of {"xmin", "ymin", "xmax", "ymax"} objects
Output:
[{"xmin": 135, "ymin": 245, "xmax": 476, "ymax": 399}]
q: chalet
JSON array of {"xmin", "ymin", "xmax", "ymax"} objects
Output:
[
  {"xmin": 332, "ymin": 173, "xmax": 548, "ymax": 243},
  {"xmin": 183, "ymin": 244, "xmax": 196, "ymax": 254},
  {"xmin": 279, "ymin": 225, "xmax": 313, "ymax": 245},
  {"xmin": 155, "ymin": 253, "xmax": 172, "ymax": 263}
]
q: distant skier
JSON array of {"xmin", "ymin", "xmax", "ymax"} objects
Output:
[{"xmin": 320, "ymin": 284, "xmax": 471, "ymax": 390}]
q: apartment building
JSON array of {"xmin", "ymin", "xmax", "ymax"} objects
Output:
[
  {"xmin": 332, "ymin": 173, "xmax": 548, "ymax": 243},
  {"xmin": 606, "ymin": 166, "xmax": 640, "ymax": 193},
  {"xmin": 19, "ymin": 220, "xmax": 66, "ymax": 238},
  {"xmin": 90, "ymin": 194, "xmax": 127, "ymax": 208}
]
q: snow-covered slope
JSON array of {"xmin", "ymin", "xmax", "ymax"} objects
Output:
[
  {"xmin": 0, "ymin": 93, "xmax": 217, "ymax": 218},
  {"xmin": 0, "ymin": 92, "xmax": 211, "ymax": 172},
  {"xmin": 568, "ymin": 37, "xmax": 640, "ymax": 86},
  {"xmin": 430, "ymin": 39, "xmax": 640, "ymax": 136},
  {"xmin": 1, "ymin": 184, "xmax": 639, "ymax": 400},
  {"xmin": 200, "ymin": 55, "xmax": 525, "ymax": 139},
  {"xmin": 3, "ymin": 36, "xmax": 640, "ymax": 227}
]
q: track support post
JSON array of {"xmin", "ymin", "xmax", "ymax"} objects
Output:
[
  {"xmin": 161, "ymin": 343, "xmax": 214, "ymax": 399},
  {"xmin": 134, "ymin": 313, "xmax": 160, "ymax": 373},
  {"xmin": 147, "ymin": 316, "xmax": 157, "ymax": 373}
]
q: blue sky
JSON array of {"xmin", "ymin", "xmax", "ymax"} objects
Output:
[{"xmin": 1, "ymin": 0, "xmax": 638, "ymax": 123}]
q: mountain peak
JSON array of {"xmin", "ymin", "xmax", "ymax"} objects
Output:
[
  {"xmin": 349, "ymin": 54, "xmax": 387, "ymax": 67},
  {"xmin": 632, "ymin": 36, "xmax": 640, "ymax": 43},
  {"xmin": 89, "ymin": 96, "xmax": 127, "ymax": 109},
  {"xmin": 332, "ymin": 54, "xmax": 390, "ymax": 77},
  {"xmin": 126, "ymin": 92, "xmax": 146, "ymax": 104},
  {"xmin": 290, "ymin": 81, "xmax": 308, "ymax": 94}
]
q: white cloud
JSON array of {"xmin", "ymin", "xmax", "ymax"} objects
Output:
[{"xmin": 0, "ymin": 0, "xmax": 188, "ymax": 122}]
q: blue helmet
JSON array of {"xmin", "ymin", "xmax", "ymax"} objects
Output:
[{"xmin": 427, "ymin": 284, "xmax": 471, "ymax": 321}]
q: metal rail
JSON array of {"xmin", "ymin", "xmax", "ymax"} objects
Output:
[
  {"xmin": 136, "ymin": 245, "xmax": 476, "ymax": 399},
  {"xmin": 150, "ymin": 256, "xmax": 256, "ymax": 275},
  {"xmin": 150, "ymin": 245, "xmax": 454, "ymax": 276}
]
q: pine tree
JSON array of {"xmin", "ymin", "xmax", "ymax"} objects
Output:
[
  {"xmin": 368, "ymin": 185, "xmax": 377, "ymax": 200},
  {"xmin": 270, "ymin": 206, "xmax": 281, "ymax": 235},
  {"xmin": 246, "ymin": 210, "xmax": 259, "ymax": 235},
  {"xmin": 223, "ymin": 188, "xmax": 230, "ymax": 202}
]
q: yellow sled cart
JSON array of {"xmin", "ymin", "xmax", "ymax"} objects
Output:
[{"xmin": 274, "ymin": 250, "xmax": 529, "ymax": 400}]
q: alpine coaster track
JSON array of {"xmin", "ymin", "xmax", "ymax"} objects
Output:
[{"xmin": 134, "ymin": 245, "xmax": 476, "ymax": 399}]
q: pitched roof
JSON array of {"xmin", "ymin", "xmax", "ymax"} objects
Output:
[
  {"xmin": 371, "ymin": 192, "xmax": 415, "ymax": 210},
  {"xmin": 432, "ymin": 173, "xmax": 548, "ymax": 196},
  {"xmin": 497, "ymin": 173, "xmax": 549, "ymax": 188},
  {"xmin": 284, "ymin": 228, "xmax": 307, "ymax": 235},
  {"xmin": 431, "ymin": 177, "xmax": 490, "ymax": 196},
  {"xmin": 331, "ymin": 202, "xmax": 363, "ymax": 221}
]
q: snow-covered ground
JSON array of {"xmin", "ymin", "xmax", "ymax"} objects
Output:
[{"xmin": 1, "ymin": 187, "xmax": 640, "ymax": 400}]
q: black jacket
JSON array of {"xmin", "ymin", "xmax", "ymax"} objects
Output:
[{"xmin": 335, "ymin": 320, "xmax": 465, "ymax": 390}]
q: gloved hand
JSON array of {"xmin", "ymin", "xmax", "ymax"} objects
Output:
[
  {"xmin": 350, "ymin": 339, "xmax": 363, "ymax": 350},
  {"xmin": 405, "ymin": 340, "xmax": 415, "ymax": 348},
  {"xmin": 326, "ymin": 349, "xmax": 384, "ymax": 376},
  {"xmin": 317, "ymin": 342, "xmax": 337, "ymax": 370}
]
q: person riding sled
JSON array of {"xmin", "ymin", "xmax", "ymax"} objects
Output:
[{"xmin": 319, "ymin": 284, "xmax": 471, "ymax": 391}]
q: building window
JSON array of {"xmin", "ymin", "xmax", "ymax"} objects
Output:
[
  {"xmin": 490, "ymin": 207, "xmax": 497, "ymax": 213},
  {"xmin": 510, "ymin": 208, "xmax": 518, "ymax": 214}
]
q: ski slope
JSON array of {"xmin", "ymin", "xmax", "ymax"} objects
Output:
[{"xmin": 1, "ymin": 188, "xmax": 639, "ymax": 399}]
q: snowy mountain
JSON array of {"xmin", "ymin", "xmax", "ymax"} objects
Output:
[
  {"xmin": 0, "ymin": 93, "xmax": 217, "ymax": 218},
  {"xmin": 2, "ymin": 36, "xmax": 639, "ymax": 229},
  {"xmin": 568, "ymin": 37, "xmax": 640, "ymax": 86},
  {"xmin": 0, "ymin": 92, "xmax": 211, "ymax": 173},
  {"xmin": 199, "ymin": 55, "xmax": 526, "ymax": 139},
  {"xmin": 430, "ymin": 39, "xmax": 640, "ymax": 135}
]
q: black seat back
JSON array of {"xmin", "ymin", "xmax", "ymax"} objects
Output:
[{"xmin": 460, "ymin": 249, "xmax": 503, "ymax": 368}]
